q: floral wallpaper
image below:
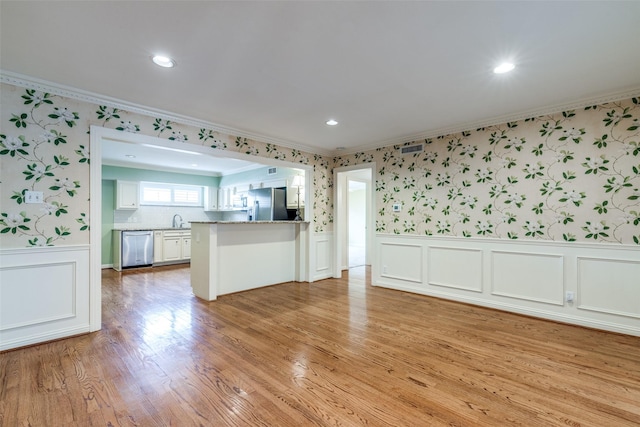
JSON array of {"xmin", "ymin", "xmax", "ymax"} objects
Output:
[
  {"xmin": 0, "ymin": 82, "xmax": 332, "ymax": 248},
  {"xmin": 1, "ymin": 79, "xmax": 638, "ymax": 248},
  {"xmin": 335, "ymin": 97, "xmax": 640, "ymax": 245}
]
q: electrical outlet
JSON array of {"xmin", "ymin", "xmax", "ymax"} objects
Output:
[
  {"xmin": 565, "ymin": 291, "xmax": 575, "ymax": 303},
  {"xmin": 25, "ymin": 191, "xmax": 44, "ymax": 204},
  {"xmin": 383, "ymin": 265, "xmax": 388, "ymax": 274}
]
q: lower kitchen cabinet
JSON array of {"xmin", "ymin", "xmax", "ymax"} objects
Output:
[
  {"xmin": 159, "ymin": 230, "xmax": 191, "ymax": 263},
  {"xmin": 182, "ymin": 236, "xmax": 191, "ymax": 259}
]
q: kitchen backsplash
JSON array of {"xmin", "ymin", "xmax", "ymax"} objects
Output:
[
  {"xmin": 112, "ymin": 206, "xmax": 283, "ymax": 228},
  {"xmin": 113, "ymin": 206, "xmax": 221, "ymax": 229}
]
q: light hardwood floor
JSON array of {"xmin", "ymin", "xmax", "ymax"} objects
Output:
[{"xmin": 1, "ymin": 265, "xmax": 639, "ymax": 426}]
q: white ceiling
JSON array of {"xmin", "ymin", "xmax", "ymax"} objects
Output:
[
  {"xmin": 101, "ymin": 139, "xmax": 263, "ymax": 176},
  {"xmin": 2, "ymin": 1, "xmax": 640, "ymax": 156}
]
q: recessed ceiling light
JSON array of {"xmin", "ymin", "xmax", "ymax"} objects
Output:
[
  {"xmin": 125, "ymin": 154, "xmax": 136, "ymax": 158},
  {"xmin": 493, "ymin": 62, "xmax": 515, "ymax": 74},
  {"xmin": 326, "ymin": 119, "xmax": 339, "ymax": 126},
  {"xmin": 152, "ymin": 55, "xmax": 176, "ymax": 68}
]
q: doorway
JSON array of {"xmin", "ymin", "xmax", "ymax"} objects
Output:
[
  {"xmin": 333, "ymin": 165, "xmax": 374, "ymax": 278},
  {"xmin": 348, "ymin": 176, "xmax": 367, "ymax": 267},
  {"xmin": 89, "ymin": 126, "xmax": 313, "ymax": 331}
]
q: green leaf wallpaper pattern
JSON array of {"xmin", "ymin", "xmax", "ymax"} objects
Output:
[
  {"xmin": 0, "ymin": 83, "xmax": 332, "ymax": 247},
  {"xmin": 1, "ymin": 81, "xmax": 639, "ymax": 247},
  {"xmin": 336, "ymin": 98, "xmax": 640, "ymax": 244},
  {"xmin": 0, "ymin": 86, "xmax": 89, "ymax": 246}
]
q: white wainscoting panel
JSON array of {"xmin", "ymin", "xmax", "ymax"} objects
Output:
[
  {"xmin": 312, "ymin": 232, "xmax": 333, "ymax": 282},
  {"xmin": 577, "ymin": 257, "xmax": 640, "ymax": 319},
  {"xmin": 374, "ymin": 234, "xmax": 640, "ymax": 336},
  {"xmin": 428, "ymin": 246, "xmax": 483, "ymax": 292},
  {"xmin": 0, "ymin": 246, "xmax": 91, "ymax": 351},
  {"xmin": 380, "ymin": 242, "xmax": 422, "ymax": 283},
  {"xmin": 316, "ymin": 238, "xmax": 330, "ymax": 271},
  {"xmin": 492, "ymin": 251, "xmax": 564, "ymax": 305},
  {"xmin": 1, "ymin": 262, "xmax": 76, "ymax": 329}
]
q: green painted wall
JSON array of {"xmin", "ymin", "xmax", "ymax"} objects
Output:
[{"xmin": 102, "ymin": 180, "xmax": 115, "ymax": 265}]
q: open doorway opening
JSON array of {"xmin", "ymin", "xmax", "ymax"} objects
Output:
[
  {"xmin": 348, "ymin": 175, "xmax": 368, "ymax": 267},
  {"xmin": 333, "ymin": 165, "xmax": 374, "ymax": 278},
  {"xmin": 89, "ymin": 126, "xmax": 313, "ymax": 331}
]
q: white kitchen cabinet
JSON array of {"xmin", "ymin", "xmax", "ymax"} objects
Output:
[
  {"xmin": 218, "ymin": 187, "xmax": 232, "ymax": 210},
  {"xmin": 182, "ymin": 237, "xmax": 191, "ymax": 259},
  {"xmin": 161, "ymin": 230, "xmax": 191, "ymax": 262},
  {"xmin": 203, "ymin": 187, "xmax": 219, "ymax": 211},
  {"xmin": 153, "ymin": 230, "xmax": 164, "ymax": 263},
  {"xmin": 115, "ymin": 180, "xmax": 139, "ymax": 210},
  {"xmin": 162, "ymin": 236, "xmax": 182, "ymax": 261},
  {"xmin": 112, "ymin": 230, "xmax": 122, "ymax": 271}
]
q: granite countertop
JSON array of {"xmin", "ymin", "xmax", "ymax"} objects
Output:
[
  {"xmin": 112, "ymin": 226, "xmax": 191, "ymax": 231},
  {"xmin": 190, "ymin": 221, "xmax": 309, "ymax": 225}
]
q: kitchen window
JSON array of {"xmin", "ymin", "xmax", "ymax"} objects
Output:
[{"xmin": 140, "ymin": 182, "xmax": 203, "ymax": 207}]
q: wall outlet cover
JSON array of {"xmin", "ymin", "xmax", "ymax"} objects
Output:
[{"xmin": 25, "ymin": 191, "xmax": 44, "ymax": 204}]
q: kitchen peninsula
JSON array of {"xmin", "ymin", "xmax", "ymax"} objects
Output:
[{"xmin": 189, "ymin": 221, "xmax": 309, "ymax": 300}]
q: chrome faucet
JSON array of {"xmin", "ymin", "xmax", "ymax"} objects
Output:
[{"xmin": 172, "ymin": 214, "xmax": 183, "ymax": 228}]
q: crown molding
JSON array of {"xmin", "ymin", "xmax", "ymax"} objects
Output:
[
  {"xmin": 3, "ymin": 70, "xmax": 639, "ymax": 159},
  {"xmin": 0, "ymin": 70, "xmax": 335, "ymax": 157},
  {"xmin": 339, "ymin": 87, "xmax": 640, "ymax": 156}
]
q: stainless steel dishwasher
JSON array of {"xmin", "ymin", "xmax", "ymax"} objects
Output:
[{"xmin": 121, "ymin": 230, "xmax": 154, "ymax": 268}]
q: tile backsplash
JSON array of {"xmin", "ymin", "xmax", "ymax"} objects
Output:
[{"xmin": 113, "ymin": 206, "xmax": 221, "ymax": 229}]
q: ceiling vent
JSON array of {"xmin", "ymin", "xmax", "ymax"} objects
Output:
[
  {"xmin": 267, "ymin": 167, "xmax": 277, "ymax": 175},
  {"xmin": 400, "ymin": 144, "xmax": 423, "ymax": 155}
]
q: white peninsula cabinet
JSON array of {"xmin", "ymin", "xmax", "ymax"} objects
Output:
[
  {"xmin": 190, "ymin": 221, "xmax": 309, "ymax": 300},
  {"xmin": 115, "ymin": 180, "xmax": 139, "ymax": 210}
]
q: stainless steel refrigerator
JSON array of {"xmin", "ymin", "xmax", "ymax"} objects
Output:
[{"xmin": 247, "ymin": 187, "xmax": 288, "ymax": 221}]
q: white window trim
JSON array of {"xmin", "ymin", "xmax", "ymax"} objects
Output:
[{"xmin": 139, "ymin": 182, "xmax": 203, "ymax": 207}]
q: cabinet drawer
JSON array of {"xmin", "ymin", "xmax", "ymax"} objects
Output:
[{"xmin": 163, "ymin": 230, "xmax": 191, "ymax": 238}]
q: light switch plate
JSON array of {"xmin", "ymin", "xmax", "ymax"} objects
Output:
[
  {"xmin": 25, "ymin": 191, "xmax": 44, "ymax": 203},
  {"xmin": 392, "ymin": 203, "xmax": 401, "ymax": 212}
]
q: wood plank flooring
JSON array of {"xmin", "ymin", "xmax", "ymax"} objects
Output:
[{"xmin": 1, "ymin": 265, "xmax": 639, "ymax": 426}]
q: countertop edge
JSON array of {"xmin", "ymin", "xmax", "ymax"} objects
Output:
[
  {"xmin": 112, "ymin": 221, "xmax": 309, "ymax": 231},
  {"xmin": 190, "ymin": 221, "xmax": 309, "ymax": 225}
]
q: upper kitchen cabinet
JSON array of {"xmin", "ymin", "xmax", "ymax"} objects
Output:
[
  {"xmin": 115, "ymin": 180, "xmax": 139, "ymax": 210},
  {"xmin": 203, "ymin": 187, "xmax": 219, "ymax": 212}
]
